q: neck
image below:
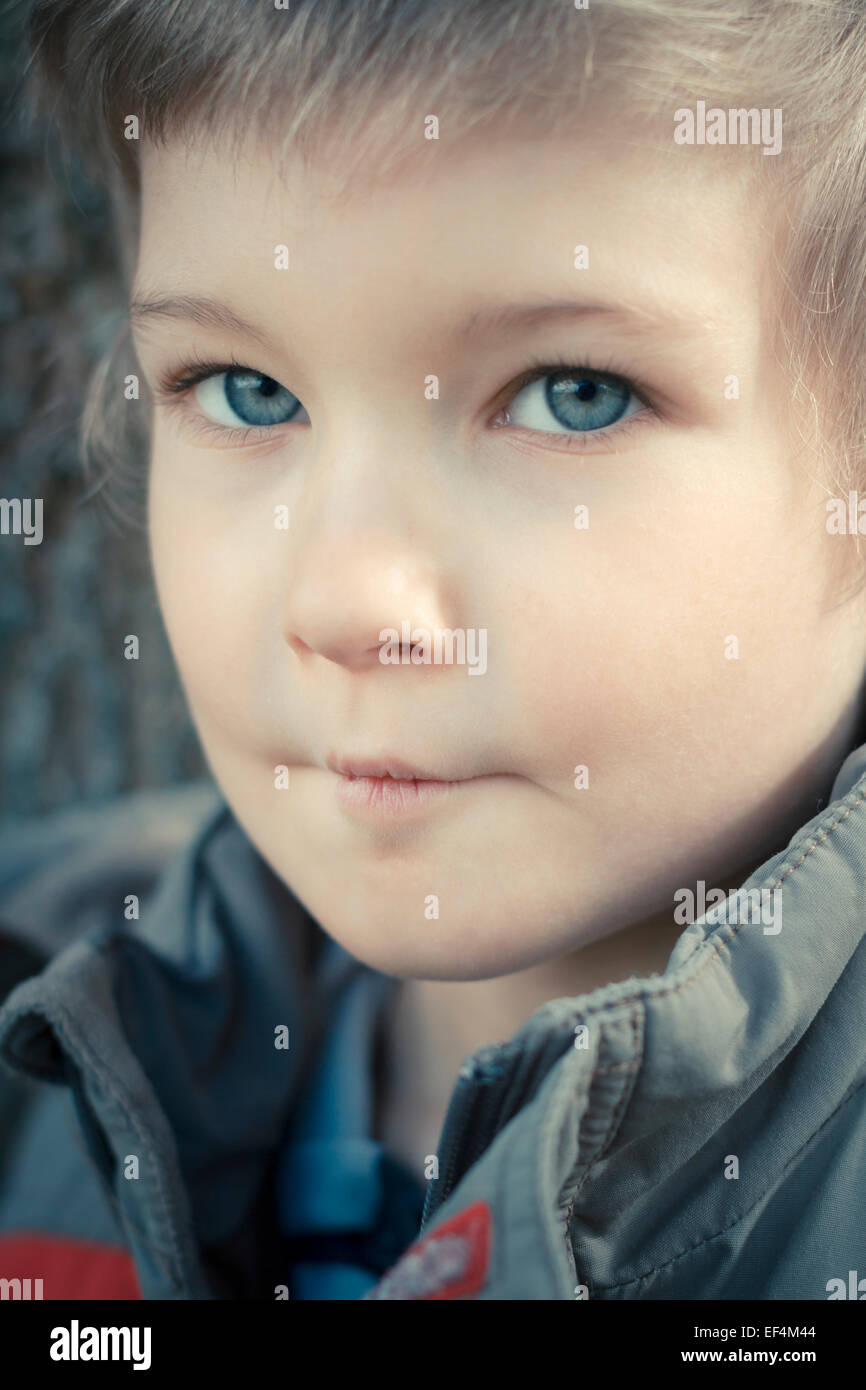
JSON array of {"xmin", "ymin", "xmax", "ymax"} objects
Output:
[
  {"xmin": 377, "ymin": 855, "xmax": 772, "ymax": 1174},
  {"xmin": 377, "ymin": 896, "xmax": 688, "ymax": 1173}
]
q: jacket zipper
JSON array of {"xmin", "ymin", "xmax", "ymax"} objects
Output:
[{"xmin": 420, "ymin": 1047, "xmax": 507, "ymax": 1232}]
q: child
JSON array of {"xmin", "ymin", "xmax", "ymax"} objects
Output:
[{"xmin": 1, "ymin": 0, "xmax": 865, "ymax": 1301}]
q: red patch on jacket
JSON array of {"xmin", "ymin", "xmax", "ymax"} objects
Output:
[
  {"xmin": 0, "ymin": 1233, "xmax": 141, "ymax": 1299},
  {"xmin": 364, "ymin": 1199, "xmax": 492, "ymax": 1300}
]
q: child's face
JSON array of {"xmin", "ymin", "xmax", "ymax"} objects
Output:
[{"xmin": 133, "ymin": 121, "xmax": 866, "ymax": 981}]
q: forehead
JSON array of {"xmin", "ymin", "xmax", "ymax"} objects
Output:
[{"xmin": 135, "ymin": 122, "xmax": 766, "ymax": 345}]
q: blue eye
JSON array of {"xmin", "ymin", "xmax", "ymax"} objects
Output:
[
  {"xmin": 195, "ymin": 369, "xmax": 308, "ymax": 427},
  {"xmin": 506, "ymin": 368, "xmax": 639, "ymax": 434}
]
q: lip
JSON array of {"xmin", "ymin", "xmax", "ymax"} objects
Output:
[
  {"xmin": 335, "ymin": 774, "xmax": 458, "ymax": 817},
  {"xmin": 326, "ymin": 752, "xmax": 480, "ymax": 820},
  {"xmin": 327, "ymin": 753, "xmax": 448, "ymax": 781}
]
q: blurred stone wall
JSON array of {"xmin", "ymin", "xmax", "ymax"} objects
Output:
[{"xmin": 0, "ymin": 2, "xmax": 206, "ymax": 827}]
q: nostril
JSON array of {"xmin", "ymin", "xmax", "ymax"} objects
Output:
[{"xmin": 286, "ymin": 634, "xmax": 313, "ymax": 656}]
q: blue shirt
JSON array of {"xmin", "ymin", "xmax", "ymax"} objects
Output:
[{"xmin": 275, "ymin": 948, "xmax": 426, "ymax": 1299}]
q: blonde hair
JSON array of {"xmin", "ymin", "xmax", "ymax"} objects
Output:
[{"xmin": 25, "ymin": 0, "xmax": 866, "ymax": 521}]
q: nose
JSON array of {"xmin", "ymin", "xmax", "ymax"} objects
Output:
[
  {"xmin": 282, "ymin": 433, "xmax": 457, "ymax": 673},
  {"xmin": 285, "ymin": 552, "xmax": 451, "ymax": 671}
]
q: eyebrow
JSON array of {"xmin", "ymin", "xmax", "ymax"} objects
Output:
[
  {"xmin": 457, "ymin": 298, "xmax": 711, "ymax": 342},
  {"xmin": 128, "ymin": 290, "xmax": 713, "ymax": 348},
  {"xmin": 128, "ymin": 292, "xmax": 276, "ymax": 346}
]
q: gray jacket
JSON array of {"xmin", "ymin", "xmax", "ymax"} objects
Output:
[{"xmin": 1, "ymin": 741, "xmax": 865, "ymax": 1300}]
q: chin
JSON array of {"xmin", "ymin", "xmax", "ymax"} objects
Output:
[{"xmin": 313, "ymin": 897, "xmax": 577, "ymax": 982}]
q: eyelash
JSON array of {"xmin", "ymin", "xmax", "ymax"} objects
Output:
[
  {"xmin": 495, "ymin": 352, "xmax": 655, "ymax": 451},
  {"xmin": 151, "ymin": 351, "xmax": 656, "ymax": 451},
  {"xmin": 153, "ymin": 353, "xmax": 270, "ymax": 446}
]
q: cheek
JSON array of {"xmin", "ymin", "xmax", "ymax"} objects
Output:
[
  {"xmin": 497, "ymin": 471, "xmax": 838, "ymax": 797},
  {"xmin": 148, "ymin": 443, "xmax": 279, "ymax": 735}
]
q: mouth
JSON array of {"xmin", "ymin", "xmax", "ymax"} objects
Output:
[
  {"xmin": 325, "ymin": 753, "xmax": 480, "ymax": 818},
  {"xmin": 327, "ymin": 753, "xmax": 449, "ymax": 781}
]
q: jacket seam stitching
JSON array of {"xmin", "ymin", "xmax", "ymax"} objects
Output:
[
  {"xmin": 575, "ymin": 790, "xmax": 866, "ymax": 1026},
  {"xmin": 47, "ymin": 994, "xmax": 187, "ymax": 1295},
  {"xmin": 592, "ymin": 1070, "xmax": 866, "ymax": 1293},
  {"xmin": 587, "ymin": 1006, "xmax": 644, "ymax": 1175},
  {"xmin": 564, "ymin": 1005, "xmax": 644, "ymax": 1264}
]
